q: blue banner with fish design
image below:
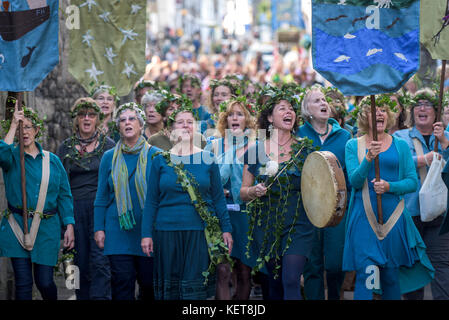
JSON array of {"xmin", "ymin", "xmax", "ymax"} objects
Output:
[
  {"xmin": 312, "ymin": 0, "xmax": 420, "ymax": 96},
  {"xmin": 0, "ymin": 0, "xmax": 59, "ymax": 92}
]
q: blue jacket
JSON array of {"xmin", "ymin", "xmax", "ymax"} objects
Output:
[{"xmin": 393, "ymin": 127, "xmax": 449, "ymax": 216}]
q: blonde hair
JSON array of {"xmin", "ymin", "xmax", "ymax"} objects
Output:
[
  {"xmin": 215, "ymin": 100, "xmax": 256, "ymax": 138},
  {"xmin": 357, "ymin": 97, "xmax": 396, "ymax": 134}
]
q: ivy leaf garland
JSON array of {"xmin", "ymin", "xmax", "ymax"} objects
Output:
[
  {"xmin": 244, "ymin": 136, "xmax": 315, "ymax": 278},
  {"xmin": 158, "ymin": 151, "xmax": 233, "ymax": 285}
]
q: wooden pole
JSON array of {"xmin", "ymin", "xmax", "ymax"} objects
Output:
[
  {"xmin": 16, "ymin": 92, "xmax": 28, "ymax": 235},
  {"xmin": 434, "ymin": 59, "xmax": 447, "ymax": 152},
  {"xmin": 370, "ymin": 95, "xmax": 383, "ymax": 225}
]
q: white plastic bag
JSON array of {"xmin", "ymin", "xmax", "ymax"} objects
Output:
[{"xmin": 419, "ymin": 152, "xmax": 448, "ymax": 222}]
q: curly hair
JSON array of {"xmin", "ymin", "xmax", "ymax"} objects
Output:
[
  {"xmin": 215, "ymin": 100, "xmax": 257, "ymax": 138},
  {"xmin": 257, "ymin": 100, "xmax": 300, "ymax": 138}
]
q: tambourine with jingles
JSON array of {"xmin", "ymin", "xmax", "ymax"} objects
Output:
[{"xmin": 301, "ymin": 151, "xmax": 347, "ymax": 228}]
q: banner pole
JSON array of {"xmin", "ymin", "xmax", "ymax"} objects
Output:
[
  {"xmin": 370, "ymin": 95, "xmax": 383, "ymax": 225},
  {"xmin": 434, "ymin": 59, "xmax": 447, "ymax": 152},
  {"xmin": 16, "ymin": 92, "xmax": 29, "ymax": 235}
]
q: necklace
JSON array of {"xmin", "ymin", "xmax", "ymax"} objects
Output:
[
  {"xmin": 273, "ymin": 136, "xmax": 292, "ymax": 150},
  {"xmin": 316, "ymin": 123, "xmax": 330, "ymax": 137},
  {"xmin": 269, "ymin": 136, "xmax": 292, "ymax": 158}
]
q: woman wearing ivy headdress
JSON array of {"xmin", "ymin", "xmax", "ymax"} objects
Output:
[
  {"xmin": 141, "ymin": 106, "xmax": 233, "ymax": 300},
  {"xmin": 208, "ymin": 79, "xmax": 238, "ymax": 125},
  {"xmin": 180, "ymin": 74, "xmax": 214, "ymax": 135},
  {"xmin": 0, "ymin": 100, "xmax": 74, "ymax": 300},
  {"xmin": 297, "ymin": 85, "xmax": 351, "ymax": 301},
  {"xmin": 56, "ymin": 97, "xmax": 116, "ymax": 300},
  {"xmin": 205, "ymin": 97, "xmax": 257, "ymax": 300},
  {"xmin": 92, "ymin": 84, "xmax": 120, "ymax": 142},
  {"xmin": 344, "ymin": 95, "xmax": 434, "ymax": 300},
  {"xmin": 134, "ymin": 79, "xmax": 159, "ymax": 105},
  {"xmin": 93, "ymin": 102, "xmax": 160, "ymax": 300},
  {"xmin": 141, "ymin": 91, "xmax": 164, "ymax": 139},
  {"xmin": 388, "ymin": 91, "xmax": 411, "ymax": 135},
  {"xmin": 393, "ymin": 88, "xmax": 449, "ymax": 300},
  {"xmin": 147, "ymin": 91, "xmax": 207, "ymax": 151},
  {"xmin": 240, "ymin": 89, "xmax": 316, "ymax": 300}
]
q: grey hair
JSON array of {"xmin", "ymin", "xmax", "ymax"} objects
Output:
[
  {"xmin": 92, "ymin": 85, "xmax": 113, "ymax": 99},
  {"xmin": 115, "ymin": 103, "xmax": 146, "ymax": 129},
  {"xmin": 141, "ymin": 92, "xmax": 164, "ymax": 107},
  {"xmin": 301, "ymin": 85, "xmax": 326, "ymax": 120}
]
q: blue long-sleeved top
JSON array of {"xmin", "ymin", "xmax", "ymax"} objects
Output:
[
  {"xmin": 393, "ymin": 127, "xmax": 449, "ymax": 216},
  {"xmin": 94, "ymin": 145, "xmax": 160, "ymax": 256},
  {"xmin": 0, "ymin": 141, "xmax": 74, "ymax": 266},
  {"xmin": 297, "ymin": 118, "xmax": 351, "ymax": 190},
  {"xmin": 141, "ymin": 150, "xmax": 232, "ymax": 239},
  {"xmin": 345, "ymin": 136, "xmax": 418, "ymax": 195}
]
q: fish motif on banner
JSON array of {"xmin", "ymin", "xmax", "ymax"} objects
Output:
[
  {"xmin": 312, "ymin": 0, "xmax": 420, "ymax": 96},
  {"xmin": 0, "ymin": 0, "xmax": 59, "ymax": 91}
]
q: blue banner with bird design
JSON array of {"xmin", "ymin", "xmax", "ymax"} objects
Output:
[
  {"xmin": 0, "ymin": 0, "xmax": 59, "ymax": 92},
  {"xmin": 312, "ymin": 0, "xmax": 420, "ymax": 96}
]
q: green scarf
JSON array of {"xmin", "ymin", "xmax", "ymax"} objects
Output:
[{"xmin": 111, "ymin": 136, "xmax": 149, "ymax": 230}]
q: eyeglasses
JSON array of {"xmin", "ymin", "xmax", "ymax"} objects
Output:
[
  {"xmin": 119, "ymin": 116, "xmax": 138, "ymax": 123},
  {"xmin": 23, "ymin": 125, "xmax": 35, "ymax": 131},
  {"xmin": 77, "ymin": 112, "xmax": 97, "ymax": 119},
  {"xmin": 415, "ymin": 101, "xmax": 434, "ymax": 109}
]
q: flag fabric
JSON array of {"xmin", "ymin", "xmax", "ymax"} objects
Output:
[
  {"xmin": 420, "ymin": 0, "xmax": 449, "ymax": 60},
  {"xmin": 312, "ymin": 0, "xmax": 420, "ymax": 96},
  {"xmin": 0, "ymin": 0, "xmax": 59, "ymax": 91},
  {"xmin": 68, "ymin": 0, "xmax": 146, "ymax": 96}
]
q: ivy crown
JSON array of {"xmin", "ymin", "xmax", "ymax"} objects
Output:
[
  {"xmin": 209, "ymin": 79, "xmax": 239, "ymax": 96},
  {"xmin": 166, "ymin": 102, "xmax": 199, "ymax": 128},
  {"xmin": 178, "ymin": 74, "xmax": 201, "ymax": 90},
  {"xmin": 70, "ymin": 101, "xmax": 105, "ymax": 121},
  {"xmin": 155, "ymin": 91, "xmax": 192, "ymax": 116},
  {"xmin": 259, "ymin": 86, "xmax": 302, "ymax": 113},
  {"xmin": 411, "ymin": 91, "xmax": 439, "ymax": 109},
  {"xmin": 219, "ymin": 95, "xmax": 257, "ymax": 116},
  {"xmin": 1, "ymin": 96, "xmax": 45, "ymax": 138},
  {"xmin": 115, "ymin": 102, "xmax": 146, "ymax": 123},
  {"xmin": 90, "ymin": 84, "xmax": 119, "ymax": 103}
]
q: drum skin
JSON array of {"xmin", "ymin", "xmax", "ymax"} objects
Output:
[{"xmin": 301, "ymin": 151, "xmax": 347, "ymax": 228}]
